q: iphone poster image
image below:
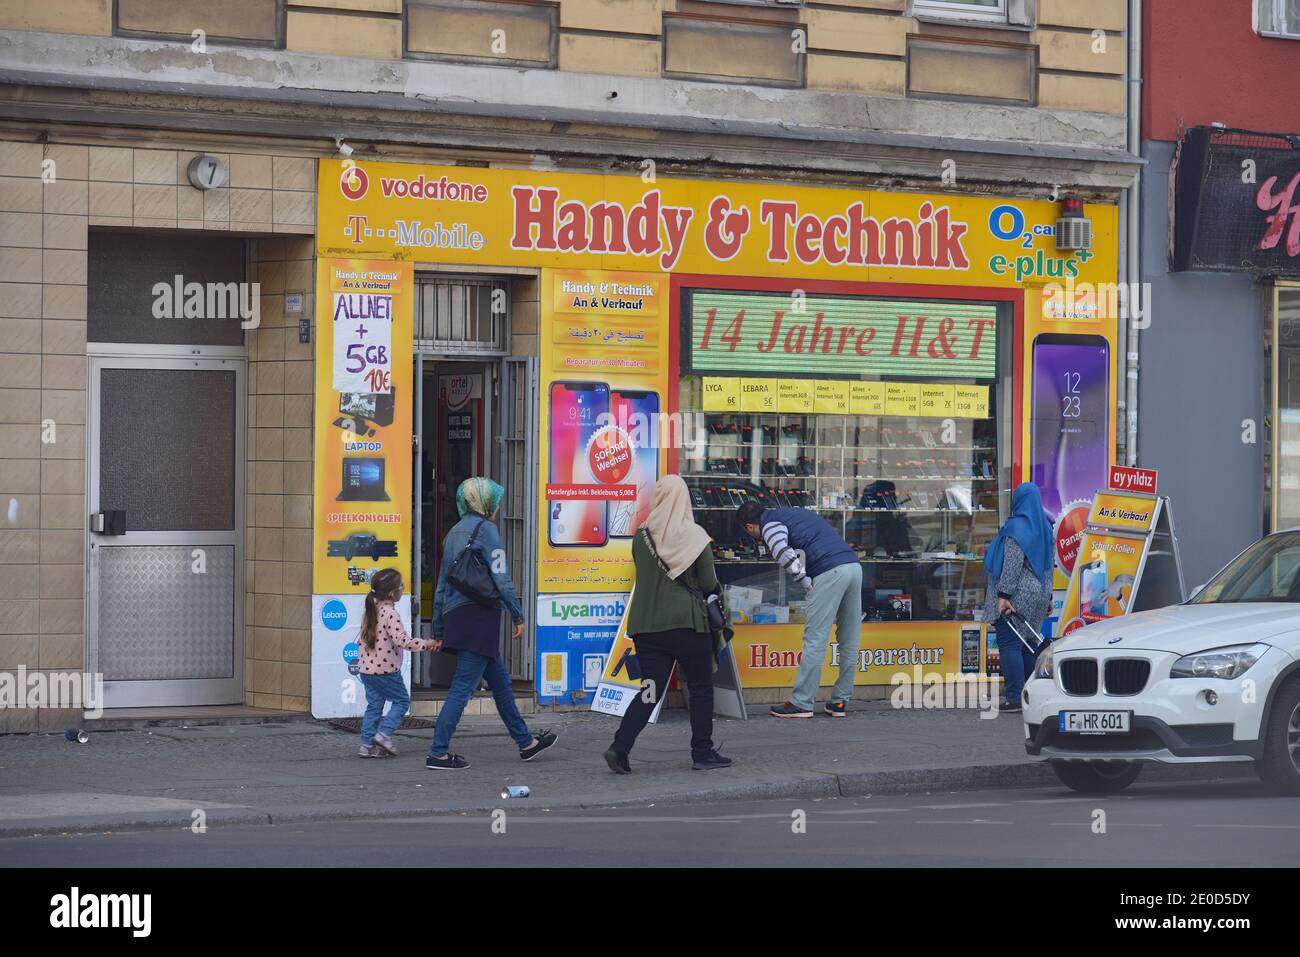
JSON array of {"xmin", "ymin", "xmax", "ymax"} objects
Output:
[
  {"xmin": 548, "ymin": 381, "xmax": 660, "ymax": 545},
  {"xmin": 548, "ymin": 381, "xmax": 608, "ymax": 547}
]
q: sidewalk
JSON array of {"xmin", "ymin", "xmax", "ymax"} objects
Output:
[{"xmin": 0, "ymin": 703, "xmax": 1248, "ymax": 836}]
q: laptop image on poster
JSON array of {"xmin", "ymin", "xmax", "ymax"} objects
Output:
[{"xmin": 337, "ymin": 457, "xmax": 391, "ymax": 502}]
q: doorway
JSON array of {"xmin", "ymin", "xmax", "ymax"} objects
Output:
[
  {"xmin": 413, "ymin": 359, "xmax": 494, "ymax": 689},
  {"xmin": 87, "ymin": 355, "xmax": 246, "ymax": 707},
  {"xmin": 411, "ymin": 355, "xmax": 538, "ymax": 687}
]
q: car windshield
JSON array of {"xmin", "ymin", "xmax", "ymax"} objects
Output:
[{"xmin": 1190, "ymin": 532, "xmax": 1300, "ymax": 604}]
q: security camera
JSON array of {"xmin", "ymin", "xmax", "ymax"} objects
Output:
[
  {"xmin": 1048, "ymin": 184, "xmax": 1062, "ymax": 203},
  {"xmin": 335, "ymin": 137, "xmax": 355, "ymax": 158}
]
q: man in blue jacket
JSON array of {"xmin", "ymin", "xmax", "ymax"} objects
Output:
[{"xmin": 737, "ymin": 501, "xmax": 862, "ymax": 718}]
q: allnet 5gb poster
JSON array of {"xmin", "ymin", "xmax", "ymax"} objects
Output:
[
  {"xmin": 312, "ymin": 259, "xmax": 414, "ymax": 595},
  {"xmin": 536, "ymin": 268, "xmax": 670, "ymax": 594}
]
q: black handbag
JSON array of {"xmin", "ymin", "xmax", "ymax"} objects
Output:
[
  {"xmin": 446, "ymin": 518, "xmax": 501, "ymax": 607},
  {"xmin": 639, "ymin": 528, "xmax": 732, "ymax": 642}
]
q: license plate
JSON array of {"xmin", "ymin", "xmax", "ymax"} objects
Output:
[{"xmin": 1058, "ymin": 710, "xmax": 1131, "ymax": 734}]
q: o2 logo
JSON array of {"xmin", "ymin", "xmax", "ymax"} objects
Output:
[
  {"xmin": 342, "ymin": 642, "xmax": 361, "ymax": 676},
  {"xmin": 988, "ymin": 204, "xmax": 1055, "ymax": 249},
  {"xmin": 321, "ymin": 599, "xmax": 348, "ymax": 631}
]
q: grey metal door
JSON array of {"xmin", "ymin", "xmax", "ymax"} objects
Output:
[
  {"xmin": 498, "ymin": 356, "xmax": 538, "ymax": 680},
  {"xmin": 87, "ymin": 356, "xmax": 245, "ymax": 707}
]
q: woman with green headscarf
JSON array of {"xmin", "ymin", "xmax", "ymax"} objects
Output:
[{"xmin": 427, "ymin": 476, "xmax": 557, "ymax": 770}]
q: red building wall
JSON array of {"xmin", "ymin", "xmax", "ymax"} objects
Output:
[{"xmin": 1144, "ymin": 0, "xmax": 1300, "ymax": 142}]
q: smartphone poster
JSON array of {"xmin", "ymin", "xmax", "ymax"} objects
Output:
[
  {"xmin": 1056, "ymin": 528, "xmax": 1147, "ymax": 635},
  {"xmin": 1029, "ymin": 333, "xmax": 1110, "ymax": 523},
  {"xmin": 537, "ymin": 269, "xmax": 668, "ymax": 594}
]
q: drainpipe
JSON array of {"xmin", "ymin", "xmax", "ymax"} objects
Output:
[{"xmin": 1124, "ymin": 0, "xmax": 1142, "ymax": 466}]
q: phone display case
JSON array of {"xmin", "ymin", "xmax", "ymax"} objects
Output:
[{"xmin": 680, "ymin": 375, "xmax": 1008, "ymax": 623}]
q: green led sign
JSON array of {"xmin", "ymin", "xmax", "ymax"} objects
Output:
[{"xmin": 687, "ymin": 291, "xmax": 998, "ymax": 379}]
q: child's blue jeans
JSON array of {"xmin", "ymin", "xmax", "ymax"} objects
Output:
[{"xmin": 359, "ymin": 671, "xmax": 410, "ymax": 745}]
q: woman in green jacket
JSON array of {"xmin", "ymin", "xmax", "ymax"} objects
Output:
[{"xmin": 604, "ymin": 474, "xmax": 733, "ymax": 774}]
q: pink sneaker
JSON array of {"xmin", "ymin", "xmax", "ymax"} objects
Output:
[
  {"xmin": 358, "ymin": 744, "xmax": 383, "ymax": 758},
  {"xmin": 372, "ymin": 731, "xmax": 398, "ymax": 756}
]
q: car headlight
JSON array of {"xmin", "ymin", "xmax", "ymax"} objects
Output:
[
  {"xmin": 1169, "ymin": 643, "xmax": 1267, "ymax": 680},
  {"xmin": 1034, "ymin": 643, "xmax": 1055, "ymax": 679}
]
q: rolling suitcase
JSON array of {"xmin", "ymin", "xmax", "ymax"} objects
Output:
[{"xmin": 1000, "ymin": 610, "xmax": 1047, "ymax": 656}]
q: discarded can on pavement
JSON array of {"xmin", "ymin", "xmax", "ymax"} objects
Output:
[
  {"xmin": 501, "ymin": 785, "xmax": 530, "ymax": 799},
  {"xmin": 64, "ymin": 729, "xmax": 89, "ymax": 744}
]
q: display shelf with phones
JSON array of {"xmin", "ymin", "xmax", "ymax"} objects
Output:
[{"xmin": 679, "ymin": 375, "xmax": 1008, "ymax": 624}]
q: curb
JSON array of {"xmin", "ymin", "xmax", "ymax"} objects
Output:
[{"xmin": 0, "ymin": 760, "xmax": 1256, "ymax": 838}]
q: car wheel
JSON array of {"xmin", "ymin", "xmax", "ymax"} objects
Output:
[
  {"xmin": 1050, "ymin": 760, "xmax": 1143, "ymax": 793},
  {"xmin": 1256, "ymin": 676, "xmax": 1300, "ymax": 796}
]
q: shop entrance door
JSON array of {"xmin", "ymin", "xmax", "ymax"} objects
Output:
[
  {"xmin": 87, "ymin": 356, "xmax": 245, "ymax": 707},
  {"xmin": 413, "ymin": 359, "xmax": 494, "ymax": 688},
  {"xmin": 411, "ymin": 356, "xmax": 538, "ymax": 684}
]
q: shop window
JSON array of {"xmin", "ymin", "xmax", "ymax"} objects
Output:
[
  {"xmin": 907, "ymin": 34, "xmax": 1037, "ymax": 105},
  {"xmin": 115, "ymin": 0, "xmax": 282, "ymax": 46},
  {"xmin": 1272, "ymin": 287, "xmax": 1300, "ymax": 530},
  {"xmin": 1257, "ymin": 0, "xmax": 1300, "ymax": 39},
  {"xmin": 406, "ymin": 0, "xmax": 557, "ymax": 68},
  {"xmin": 678, "ymin": 288, "xmax": 1008, "ymax": 625},
  {"xmin": 663, "ymin": 12, "xmax": 805, "ymax": 87}
]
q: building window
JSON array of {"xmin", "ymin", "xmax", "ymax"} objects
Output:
[
  {"xmin": 406, "ymin": 0, "xmax": 558, "ymax": 68},
  {"xmin": 1257, "ymin": 0, "xmax": 1300, "ymax": 39},
  {"xmin": 663, "ymin": 13, "xmax": 806, "ymax": 88},
  {"xmin": 913, "ymin": 0, "xmax": 1009, "ymax": 24},
  {"xmin": 415, "ymin": 276, "xmax": 509, "ymax": 353},
  {"xmin": 907, "ymin": 35, "xmax": 1037, "ymax": 105},
  {"xmin": 115, "ymin": 0, "xmax": 282, "ymax": 46}
]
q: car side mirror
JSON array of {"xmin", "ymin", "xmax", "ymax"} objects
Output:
[{"xmin": 1189, "ymin": 582, "xmax": 1206, "ymax": 600}]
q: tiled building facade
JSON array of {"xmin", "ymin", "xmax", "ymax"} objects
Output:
[{"xmin": 0, "ymin": 0, "xmax": 1139, "ymax": 723}]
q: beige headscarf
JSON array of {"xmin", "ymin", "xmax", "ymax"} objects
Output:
[{"xmin": 641, "ymin": 475, "xmax": 712, "ymax": 580}]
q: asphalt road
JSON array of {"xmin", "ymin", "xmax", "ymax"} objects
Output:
[{"xmin": 3, "ymin": 778, "xmax": 1297, "ymax": 867}]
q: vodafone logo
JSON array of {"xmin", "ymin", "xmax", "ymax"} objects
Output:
[{"xmin": 340, "ymin": 165, "xmax": 369, "ymax": 201}]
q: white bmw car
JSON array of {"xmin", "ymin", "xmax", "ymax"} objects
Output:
[{"xmin": 1023, "ymin": 529, "xmax": 1300, "ymax": 794}]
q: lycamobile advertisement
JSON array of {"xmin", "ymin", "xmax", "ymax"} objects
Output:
[{"xmin": 534, "ymin": 593, "xmax": 628, "ymax": 706}]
